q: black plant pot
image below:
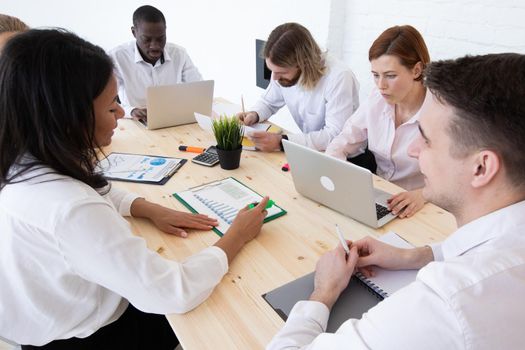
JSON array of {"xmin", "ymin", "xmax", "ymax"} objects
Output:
[{"xmin": 216, "ymin": 146, "xmax": 242, "ymax": 170}]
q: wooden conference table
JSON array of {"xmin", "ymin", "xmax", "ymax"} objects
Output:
[{"xmin": 106, "ymin": 118, "xmax": 457, "ymax": 349}]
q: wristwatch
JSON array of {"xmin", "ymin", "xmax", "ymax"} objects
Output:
[{"xmin": 279, "ymin": 134, "xmax": 289, "ymax": 151}]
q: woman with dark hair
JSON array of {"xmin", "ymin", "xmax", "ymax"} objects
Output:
[
  {"xmin": 326, "ymin": 25, "xmax": 430, "ymax": 218},
  {"xmin": 0, "ymin": 29, "xmax": 269, "ymax": 349}
]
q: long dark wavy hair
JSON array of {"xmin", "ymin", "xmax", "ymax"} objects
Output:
[{"xmin": 0, "ymin": 29, "xmax": 114, "ymax": 190}]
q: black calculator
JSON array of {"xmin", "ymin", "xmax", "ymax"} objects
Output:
[{"xmin": 192, "ymin": 146, "xmax": 219, "ymax": 167}]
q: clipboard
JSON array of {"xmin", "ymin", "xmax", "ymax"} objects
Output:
[
  {"xmin": 173, "ymin": 177, "xmax": 287, "ymax": 236},
  {"xmin": 98, "ymin": 152, "xmax": 187, "ymax": 185}
]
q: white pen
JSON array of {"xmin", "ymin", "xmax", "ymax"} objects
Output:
[{"xmin": 335, "ymin": 224, "xmax": 350, "ymax": 255}]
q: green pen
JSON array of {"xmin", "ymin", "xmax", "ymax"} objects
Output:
[{"xmin": 248, "ymin": 199, "xmax": 275, "ymax": 209}]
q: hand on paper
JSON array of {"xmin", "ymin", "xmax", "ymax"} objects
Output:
[
  {"xmin": 131, "ymin": 107, "xmax": 147, "ymax": 122},
  {"xmin": 387, "ymin": 188, "xmax": 426, "ymax": 218},
  {"xmin": 250, "ymin": 131, "xmax": 282, "ymax": 152},
  {"xmin": 226, "ymin": 196, "xmax": 269, "ymax": 243},
  {"xmin": 147, "ymin": 207, "xmax": 219, "ymax": 237},
  {"xmin": 214, "ymin": 197, "xmax": 269, "ymax": 263},
  {"xmin": 236, "ymin": 111, "xmax": 259, "ymax": 126},
  {"xmin": 130, "ymin": 198, "xmax": 218, "ymax": 237},
  {"xmin": 354, "ymin": 236, "xmax": 434, "ymax": 277},
  {"xmin": 309, "ymin": 243, "xmax": 358, "ymax": 310}
]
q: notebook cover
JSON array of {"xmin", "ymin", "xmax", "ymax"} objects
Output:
[{"xmin": 262, "ymin": 232, "xmax": 418, "ymax": 331}]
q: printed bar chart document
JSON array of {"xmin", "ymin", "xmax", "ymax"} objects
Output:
[{"xmin": 174, "ymin": 177, "xmax": 286, "ymax": 236}]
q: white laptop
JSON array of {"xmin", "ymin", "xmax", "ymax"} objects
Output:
[
  {"xmin": 282, "ymin": 140, "xmax": 396, "ymax": 228},
  {"xmin": 143, "ymin": 80, "xmax": 214, "ymax": 130}
]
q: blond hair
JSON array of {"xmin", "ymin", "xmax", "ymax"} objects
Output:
[
  {"xmin": 263, "ymin": 23, "xmax": 325, "ymax": 90},
  {"xmin": 0, "ymin": 14, "xmax": 29, "ymax": 33}
]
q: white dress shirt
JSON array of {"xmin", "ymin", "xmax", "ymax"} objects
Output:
[
  {"xmin": 0, "ymin": 164, "xmax": 228, "ymax": 346},
  {"xmin": 267, "ymin": 200, "xmax": 525, "ymax": 350},
  {"xmin": 109, "ymin": 41, "xmax": 203, "ymax": 117},
  {"xmin": 251, "ymin": 55, "xmax": 359, "ymax": 151},
  {"xmin": 325, "ymin": 87, "xmax": 425, "ymax": 190}
]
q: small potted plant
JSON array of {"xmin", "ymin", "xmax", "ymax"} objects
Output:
[{"xmin": 212, "ymin": 115, "xmax": 244, "ymax": 170}]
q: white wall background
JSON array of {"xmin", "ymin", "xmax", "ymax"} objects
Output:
[{"xmin": 3, "ymin": 0, "xmax": 525, "ymax": 129}]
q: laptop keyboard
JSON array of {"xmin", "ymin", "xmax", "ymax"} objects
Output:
[{"xmin": 376, "ymin": 203, "xmax": 391, "ymax": 220}]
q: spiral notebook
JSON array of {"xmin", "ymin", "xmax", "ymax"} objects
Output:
[
  {"xmin": 173, "ymin": 177, "xmax": 286, "ymax": 236},
  {"xmin": 262, "ymin": 231, "xmax": 418, "ymax": 332}
]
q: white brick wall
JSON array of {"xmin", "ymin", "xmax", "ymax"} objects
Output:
[{"xmin": 328, "ymin": 0, "xmax": 525, "ymax": 101}]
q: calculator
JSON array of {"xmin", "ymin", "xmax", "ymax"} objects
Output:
[{"xmin": 192, "ymin": 146, "xmax": 219, "ymax": 167}]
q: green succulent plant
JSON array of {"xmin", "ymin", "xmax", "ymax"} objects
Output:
[{"xmin": 212, "ymin": 115, "xmax": 244, "ymax": 151}]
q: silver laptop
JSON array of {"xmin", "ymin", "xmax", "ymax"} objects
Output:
[
  {"xmin": 282, "ymin": 140, "xmax": 396, "ymax": 228},
  {"xmin": 144, "ymin": 80, "xmax": 214, "ymax": 130}
]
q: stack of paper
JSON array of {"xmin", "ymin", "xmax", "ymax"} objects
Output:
[{"xmin": 195, "ymin": 110, "xmax": 281, "ymax": 151}]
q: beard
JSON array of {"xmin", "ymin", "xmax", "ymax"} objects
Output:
[{"xmin": 278, "ymin": 71, "xmax": 301, "ymax": 87}]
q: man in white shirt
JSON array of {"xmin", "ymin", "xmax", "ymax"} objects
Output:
[
  {"xmin": 237, "ymin": 23, "xmax": 359, "ymax": 152},
  {"xmin": 268, "ymin": 53, "xmax": 525, "ymax": 349},
  {"xmin": 109, "ymin": 5, "xmax": 202, "ymax": 121}
]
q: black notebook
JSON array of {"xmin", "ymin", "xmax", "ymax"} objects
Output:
[{"xmin": 262, "ymin": 232, "xmax": 418, "ymax": 332}]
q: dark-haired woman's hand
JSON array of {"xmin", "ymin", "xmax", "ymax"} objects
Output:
[{"xmin": 130, "ymin": 198, "xmax": 218, "ymax": 237}]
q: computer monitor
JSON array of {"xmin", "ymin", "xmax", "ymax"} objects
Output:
[{"xmin": 255, "ymin": 39, "xmax": 271, "ymax": 89}]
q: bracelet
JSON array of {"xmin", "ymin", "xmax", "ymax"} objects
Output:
[{"xmin": 279, "ymin": 134, "xmax": 289, "ymax": 151}]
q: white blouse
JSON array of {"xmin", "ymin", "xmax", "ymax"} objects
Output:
[
  {"xmin": 325, "ymin": 87, "xmax": 425, "ymax": 190},
  {"xmin": 0, "ymin": 165, "xmax": 227, "ymax": 346}
]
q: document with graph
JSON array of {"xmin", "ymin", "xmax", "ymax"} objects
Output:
[{"xmin": 173, "ymin": 177, "xmax": 286, "ymax": 236}]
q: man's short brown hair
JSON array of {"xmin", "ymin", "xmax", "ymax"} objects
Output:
[{"xmin": 425, "ymin": 53, "xmax": 525, "ymax": 187}]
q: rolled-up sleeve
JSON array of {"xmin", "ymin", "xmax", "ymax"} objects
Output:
[
  {"xmin": 252, "ymin": 79, "xmax": 286, "ymax": 122},
  {"xmin": 325, "ymin": 102, "xmax": 368, "ymax": 160},
  {"xmin": 104, "ymin": 186, "xmax": 141, "ymax": 217},
  {"xmin": 288, "ymin": 70, "xmax": 359, "ymax": 151},
  {"xmin": 267, "ymin": 279, "xmax": 463, "ymax": 349}
]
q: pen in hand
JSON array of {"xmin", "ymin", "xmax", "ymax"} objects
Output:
[
  {"xmin": 335, "ymin": 224, "xmax": 350, "ymax": 256},
  {"xmin": 248, "ymin": 199, "xmax": 275, "ymax": 209}
]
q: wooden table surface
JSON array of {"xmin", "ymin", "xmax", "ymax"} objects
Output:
[{"xmin": 106, "ymin": 118, "xmax": 457, "ymax": 350}]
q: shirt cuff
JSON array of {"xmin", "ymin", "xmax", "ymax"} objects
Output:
[
  {"xmin": 429, "ymin": 243, "xmax": 444, "ymax": 262},
  {"xmin": 251, "ymin": 101, "xmax": 274, "ymax": 122},
  {"xmin": 120, "ymin": 192, "xmax": 142, "ymax": 217},
  {"xmin": 288, "ymin": 300, "xmax": 330, "ymax": 331}
]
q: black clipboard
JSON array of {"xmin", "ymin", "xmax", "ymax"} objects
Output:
[{"xmin": 99, "ymin": 152, "xmax": 187, "ymax": 185}]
